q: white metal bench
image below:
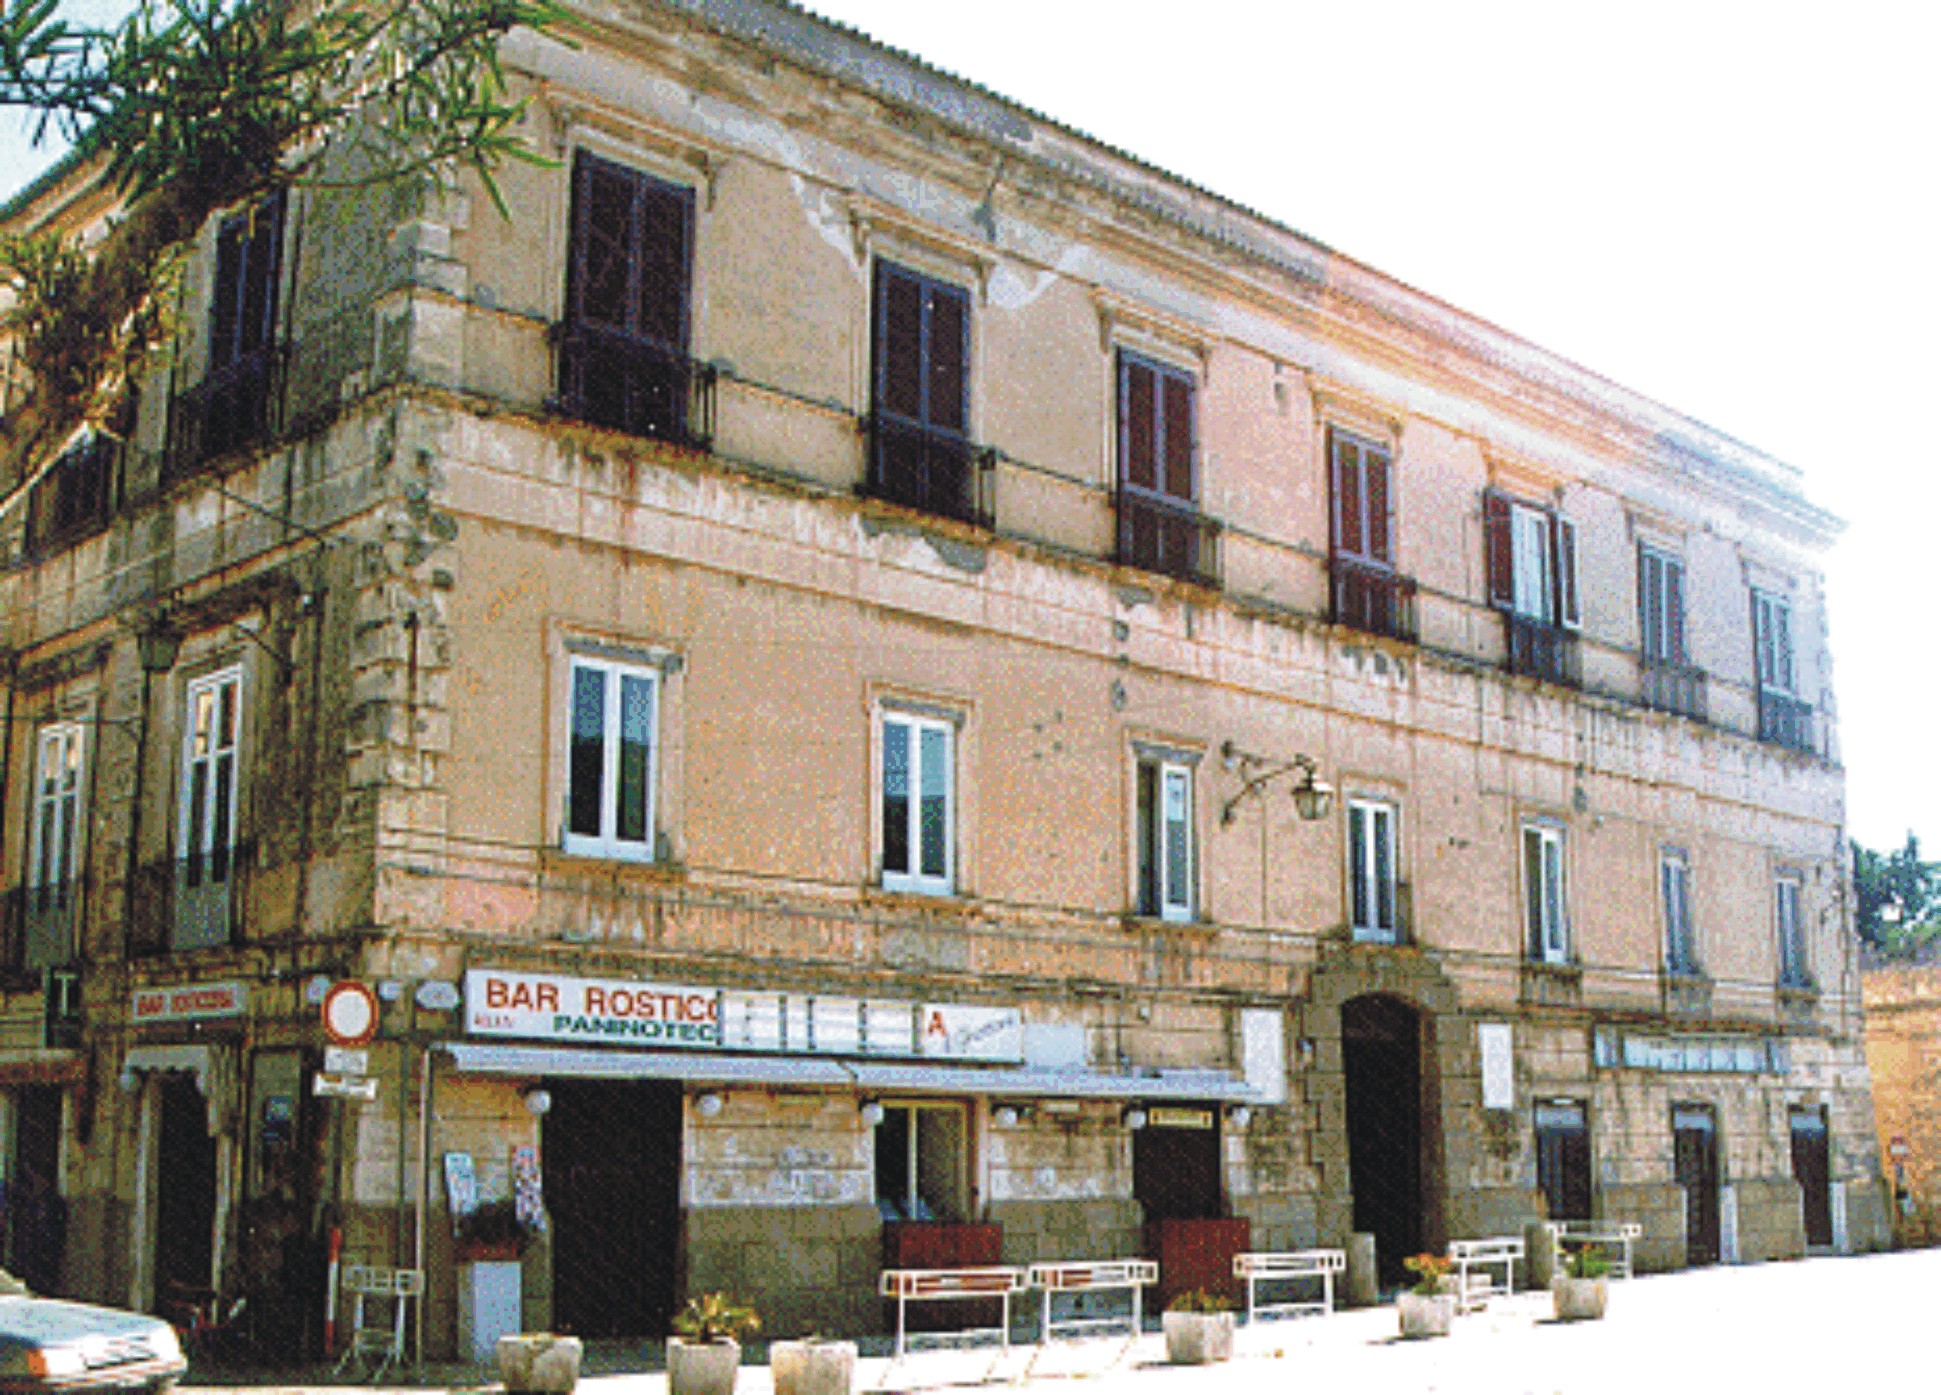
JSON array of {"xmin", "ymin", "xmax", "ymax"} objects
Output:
[
  {"xmin": 1446, "ymin": 1236, "xmax": 1523, "ymax": 1312},
  {"xmin": 1023, "ymin": 1260, "xmax": 1158, "ymax": 1345},
  {"xmin": 1546, "ymin": 1220, "xmax": 1642, "ymax": 1279},
  {"xmin": 333, "ymin": 1265, "xmax": 423, "ymax": 1381},
  {"xmin": 1232, "ymin": 1249, "xmax": 1345, "ymax": 1322},
  {"xmin": 878, "ymin": 1266, "xmax": 1026, "ymax": 1362}
]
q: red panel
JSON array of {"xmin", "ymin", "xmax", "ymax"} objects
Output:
[{"xmin": 1146, "ymin": 1216, "xmax": 1250, "ymax": 1310}]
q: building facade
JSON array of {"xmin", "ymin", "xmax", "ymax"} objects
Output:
[{"xmin": 0, "ymin": 0, "xmax": 1887, "ymax": 1356}]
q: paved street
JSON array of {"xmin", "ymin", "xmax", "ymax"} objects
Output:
[{"xmin": 183, "ymin": 1246, "xmax": 1932, "ymax": 1395}]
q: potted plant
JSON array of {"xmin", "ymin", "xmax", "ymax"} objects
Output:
[
  {"xmin": 455, "ymin": 1199, "xmax": 538, "ymax": 1262},
  {"xmin": 1552, "ymin": 1242, "xmax": 1611, "ymax": 1321},
  {"xmin": 1396, "ymin": 1254, "xmax": 1455, "ymax": 1339},
  {"xmin": 668, "ymin": 1293, "xmax": 760, "ymax": 1395},
  {"xmin": 1161, "ymin": 1288, "xmax": 1236, "ymax": 1364},
  {"xmin": 770, "ymin": 1333, "xmax": 857, "ymax": 1395},
  {"xmin": 498, "ymin": 1333, "xmax": 584, "ymax": 1394}
]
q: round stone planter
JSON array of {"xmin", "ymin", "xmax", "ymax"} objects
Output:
[
  {"xmin": 770, "ymin": 1339, "xmax": 857, "ymax": 1395},
  {"xmin": 1552, "ymin": 1276, "xmax": 1609, "ymax": 1322},
  {"xmin": 1396, "ymin": 1291, "xmax": 1454, "ymax": 1339},
  {"xmin": 667, "ymin": 1337, "xmax": 742, "ymax": 1395},
  {"xmin": 1161, "ymin": 1310, "xmax": 1235, "ymax": 1365},
  {"xmin": 496, "ymin": 1334, "xmax": 583, "ymax": 1394}
]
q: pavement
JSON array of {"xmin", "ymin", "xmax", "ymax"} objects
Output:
[{"xmin": 184, "ymin": 1246, "xmax": 1935, "ymax": 1395}]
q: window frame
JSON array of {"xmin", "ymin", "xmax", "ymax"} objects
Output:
[
  {"xmin": 1346, "ymin": 796, "xmax": 1400, "ymax": 944},
  {"xmin": 27, "ymin": 722, "xmax": 85, "ymax": 900},
  {"xmin": 1135, "ymin": 752, "xmax": 1197, "ymax": 924},
  {"xmin": 1752, "ymin": 590, "xmax": 1796, "ymax": 696},
  {"xmin": 873, "ymin": 1098, "xmax": 971, "ymax": 1223},
  {"xmin": 177, "ymin": 666, "xmax": 243, "ymax": 886},
  {"xmin": 561, "ymin": 653, "xmax": 661, "ymax": 863},
  {"xmin": 1638, "ymin": 545, "xmax": 1688, "ymax": 664},
  {"xmin": 1775, "ymin": 870, "xmax": 1809, "ymax": 989},
  {"xmin": 1329, "ymin": 429, "xmax": 1395, "ymax": 569},
  {"xmin": 1522, "ymin": 820, "xmax": 1570, "ymax": 965},
  {"xmin": 878, "ymin": 708, "xmax": 956, "ymax": 897},
  {"xmin": 1661, "ymin": 845, "xmax": 1698, "ymax": 977},
  {"xmin": 1484, "ymin": 490, "xmax": 1580, "ymax": 631}
]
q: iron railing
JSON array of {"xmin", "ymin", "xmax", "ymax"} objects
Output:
[
  {"xmin": 0, "ymin": 880, "xmax": 82, "ymax": 979},
  {"xmin": 1504, "ymin": 614, "xmax": 1580, "ymax": 688},
  {"xmin": 165, "ymin": 346, "xmax": 285, "ymax": 484},
  {"xmin": 1641, "ymin": 659, "xmax": 1708, "ymax": 722},
  {"xmin": 1758, "ymin": 690, "xmax": 1814, "ymax": 754},
  {"xmin": 863, "ymin": 419, "xmax": 995, "ymax": 530},
  {"xmin": 23, "ymin": 436, "xmax": 116, "ymax": 557},
  {"xmin": 1116, "ymin": 487, "xmax": 1222, "ymax": 590},
  {"xmin": 554, "ymin": 321, "xmax": 716, "ymax": 451},
  {"xmin": 128, "ymin": 844, "xmax": 251, "ymax": 955},
  {"xmin": 1330, "ymin": 557, "xmax": 1417, "ymax": 642}
]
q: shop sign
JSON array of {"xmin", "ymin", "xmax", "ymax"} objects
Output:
[
  {"xmin": 919, "ymin": 1003, "xmax": 1024, "ymax": 1062},
  {"xmin": 466, "ymin": 969, "xmax": 722, "ymax": 1047},
  {"xmin": 1147, "ymin": 1107, "xmax": 1214, "ymax": 1130},
  {"xmin": 130, "ymin": 980, "xmax": 247, "ymax": 1024},
  {"xmin": 313, "ymin": 1073, "xmax": 379, "ymax": 1100}
]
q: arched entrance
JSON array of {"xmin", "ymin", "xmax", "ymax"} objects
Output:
[{"xmin": 1342, "ymin": 994, "xmax": 1425, "ymax": 1284}]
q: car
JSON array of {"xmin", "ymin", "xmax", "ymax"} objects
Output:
[{"xmin": 0, "ymin": 1273, "xmax": 185, "ymax": 1394}]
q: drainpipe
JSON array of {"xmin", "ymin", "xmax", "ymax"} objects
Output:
[{"xmin": 415, "ymin": 1041, "xmax": 432, "ymax": 1366}]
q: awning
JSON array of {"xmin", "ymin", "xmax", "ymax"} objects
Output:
[
  {"xmin": 439, "ymin": 1041, "xmax": 1263, "ymax": 1102},
  {"xmin": 0, "ymin": 1049, "xmax": 84, "ymax": 1085}
]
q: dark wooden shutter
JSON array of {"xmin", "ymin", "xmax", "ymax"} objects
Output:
[
  {"xmin": 1330, "ymin": 431, "xmax": 1360, "ymax": 560},
  {"xmin": 569, "ymin": 154, "xmax": 636, "ymax": 331},
  {"xmin": 1554, "ymin": 516, "xmax": 1580, "ymax": 630},
  {"xmin": 875, "ymin": 263, "xmax": 924, "ymax": 423},
  {"xmin": 636, "ymin": 178, "xmax": 692, "ymax": 351},
  {"xmin": 1483, "ymin": 490, "xmax": 1514, "ymax": 609},
  {"xmin": 1665, "ymin": 558, "xmax": 1686, "ymax": 663},
  {"xmin": 1160, "ymin": 369, "xmax": 1194, "ymax": 502},
  {"xmin": 1366, "ymin": 444, "xmax": 1392, "ymax": 565},
  {"xmin": 1119, "ymin": 353, "xmax": 1157, "ymax": 492},
  {"xmin": 926, "ymin": 281, "xmax": 969, "ymax": 434}
]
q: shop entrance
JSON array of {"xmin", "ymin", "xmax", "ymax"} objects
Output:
[
  {"xmin": 1342, "ymin": 995, "xmax": 1425, "ymax": 1284},
  {"xmin": 1132, "ymin": 1105, "xmax": 1222, "ymax": 1222},
  {"xmin": 1535, "ymin": 1100, "xmax": 1591, "ymax": 1221},
  {"xmin": 544, "ymin": 1079, "xmax": 681, "ymax": 1338},
  {"xmin": 6, "ymin": 1086, "xmax": 65, "ymax": 1293},
  {"xmin": 1673, "ymin": 1104, "xmax": 1720, "ymax": 1265},
  {"xmin": 153, "ymin": 1074, "xmax": 219, "ymax": 1311},
  {"xmin": 1790, "ymin": 1107, "xmax": 1833, "ymax": 1249}
]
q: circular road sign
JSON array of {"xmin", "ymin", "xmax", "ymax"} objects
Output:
[{"xmin": 322, "ymin": 980, "xmax": 380, "ymax": 1046}]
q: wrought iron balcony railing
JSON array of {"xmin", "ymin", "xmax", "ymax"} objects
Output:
[
  {"xmin": 1330, "ymin": 556, "xmax": 1417, "ymax": 642},
  {"xmin": 554, "ymin": 321, "xmax": 715, "ymax": 451},
  {"xmin": 862, "ymin": 419, "xmax": 995, "ymax": 530},
  {"xmin": 1116, "ymin": 487, "xmax": 1222, "ymax": 590},
  {"xmin": 1641, "ymin": 659, "xmax": 1708, "ymax": 723},
  {"xmin": 1504, "ymin": 614, "xmax": 1580, "ymax": 688},
  {"xmin": 23, "ymin": 436, "xmax": 116, "ymax": 557},
  {"xmin": 128, "ymin": 843, "xmax": 252, "ymax": 955},
  {"xmin": 165, "ymin": 345, "xmax": 284, "ymax": 484},
  {"xmin": 1758, "ymin": 689, "xmax": 1815, "ymax": 754}
]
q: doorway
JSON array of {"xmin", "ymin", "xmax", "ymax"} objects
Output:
[
  {"xmin": 153, "ymin": 1074, "xmax": 220, "ymax": 1311},
  {"xmin": 1535, "ymin": 1100, "xmax": 1591, "ymax": 1221},
  {"xmin": 1672, "ymin": 1104, "xmax": 1720, "ymax": 1266},
  {"xmin": 1790, "ymin": 1107, "xmax": 1833, "ymax": 1249},
  {"xmin": 6, "ymin": 1086, "xmax": 65, "ymax": 1293},
  {"xmin": 1132, "ymin": 1105, "xmax": 1222, "ymax": 1222},
  {"xmin": 1342, "ymin": 995, "xmax": 1425, "ymax": 1283},
  {"xmin": 543, "ymin": 1079, "xmax": 682, "ymax": 1338}
]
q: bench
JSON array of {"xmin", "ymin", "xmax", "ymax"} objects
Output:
[
  {"xmin": 1232, "ymin": 1249, "xmax": 1346, "ymax": 1323},
  {"xmin": 1445, "ymin": 1236, "xmax": 1523, "ymax": 1312},
  {"xmin": 878, "ymin": 1266, "xmax": 1027, "ymax": 1362},
  {"xmin": 1546, "ymin": 1220, "xmax": 1642, "ymax": 1279},
  {"xmin": 1023, "ymin": 1260, "xmax": 1158, "ymax": 1345}
]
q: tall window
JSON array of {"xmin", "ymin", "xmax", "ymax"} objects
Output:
[
  {"xmin": 24, "ymin": 723, "xmax": 84, "ymax": 968},
  {"xmin": 1776, "ymin": 873, "xmax": 1809, "ymax": 988},
  {"xmin": 1485, "ymin": 491, "xmax": 1579, "ymax": 684},
  {"xmin": 874, "ymin": 1101, "xmax": 967, "ymax": 1222},
  {"xmin": 175, "ymin": 667, "xmax": 242, "ymax": 949},
  {"xmin": 880, "ymin": 711, "xmax": 954, "ymax": 896},
  {"xmin": 1638, "ymin": 547, "xmax": 1688, "ymax": 665},
  {"xmin": 1523, "ymin": 822, "xmax": 1569, "ymax": 964},
  {"xmin": 1330, "ymin": 431, "xmax": 1412, "ymax": 639},
  {"xmin": 1137, "ymin": 755, "xmax": 1195, "ymax": 922},
  {"xmin": 172, "ymin": 192, "xmax": 284, "ymax": 474},
  {"xmin": 1347, "ymin": 798, "xmax": 1399, "ymax": 943},
  {"xmin": 1752, "ymin": 591, "xmax": 1795, "ymax": 694},
  {"xmin": 870, "ymin": 263, "xmax": 979, "ymax": 525},
  {"xmin": 564, "ymin": 655, "xmax": 658, "ymax": 861},
  {"xmin": 558, "ymin": 152, "xmax": 697, "ymax": 443},
  {"xmin": 1117, "ymin": 352, "xmax": 1216, "ymax": 586},
  {"xmin": 1662, "ymin": 847, "xmax": 1698, "ymax": 976}
]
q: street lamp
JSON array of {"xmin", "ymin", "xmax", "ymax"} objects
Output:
[{"xmin": 1218, "ymin": 740, "xmax": 1335, "ymax": 826}]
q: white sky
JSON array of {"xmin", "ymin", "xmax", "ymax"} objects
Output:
[{"xmin": 2, "ymin": 1, "xmax": 1934, "ymax": 849}]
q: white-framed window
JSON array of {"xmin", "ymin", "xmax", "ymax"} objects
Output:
[
  {"xmin": 1776, "ymin": 872, "xmax": 1809, "ymax": 988},
  {"xmin": 563, "ymin": 654, "xmax": 658, "ymax": 860},
  {"xmin": 1137, "ymin": 755, "xmax": 1195, "ymax": 922},
  {"xmin": 1485, "ymin": 491, "xmax": 1580, "ymax": 630},
  {"xmin": 1639, "ymin": 546, "xmax": 1688, "ymax": 664},
  {"xmin": 179, "ymin": 668, "xmax": 242, "ymax": 886},
  {"xmin": 880, "ymin": 710, "xmax": 954, "ymax": 895},
  {"xmin": 1523, "ymin": 822, "xmax": 1569, "ymax": 964},
  {"xmin": 25, "ymin": 722, "xmax": 85, "ymax": 968},
  {"xmin": 1662, "ymin": 846, "xmax": 1697, "ymax": 976},
  {"xmin": 1348, "ymin": 798, "xmax": 1399, "ymax": 943},
  {"xmin": 873, "ymin": 1100, "xmax": 968, "ymax": 1222},
  {"xmin": 1753, "ymin": 590, "xmax": 1795, "ymax": 695}
]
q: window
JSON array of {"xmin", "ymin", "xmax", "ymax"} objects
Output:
[
  {"xmin": 174, "ymin": 667, "xmax": 242, "ymax": 950},
  {"xmin": 880, "ymin": 711, "xmax": 954, "ymax": 895},
  {"xmin": 1485, "ymin": 491, "xmax": 1580, "ymax": 685},
  {"xmin": 170, "ymin": 192, "xmax": 285, "ymax": 476},
  {"xmin": 1329, "ymin": 431, "xmax": 1414, "ymax": 640},
  {"xmin": 869, "ymin": 262, "xmax": 983, "ymax": 526},
  {"xmin": 23, "ymin": 723, "xmax": 84, "ymax": 969},
  {"xmin": 558, "ymin": 151, "xmax": 700, "ymax": 445},
  {"xmin": 24, "ymin": 434, "xmax": 116, "ymax": 556},
  {"xmin": 874, "ymin": 1101, "xmax": 968, "ymax": 1222},
  {"xmin": 1136, "ymin": 755, "xmax": 1195, "ymax": 922},
  {"xmin": 1523, "ymin": 822, "xmax": 1569, "ymax": 964},
  {"xmin": 1347, "ymin": 798, "xmax": 1399, "ymax": 943},
  {"xmin": 1776, "ymin": 873, "xmax": 1809, "ymax": 988},
  {"xmin": 1753, "ymin": 591, "xmax": 1812, "ymax": 751},
  {"xmin": 1117, "ymin": 351, "xmax": 1218, "ymax": 587},
  {"xmin": 564, "ymin": 655, "xmax": 658, "ymax": 861},
  {"xmin": 1662, "ymin": 847, "xmax": 1698, "ymax": 976},
  {"xmin": 1639, "ymin": 547, "xmax": 1687, "ymax": 664}
]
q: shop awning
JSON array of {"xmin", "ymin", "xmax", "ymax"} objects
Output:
[
  {"xmin": 0, "ymin": 1048, "xmax": 84, "ymax": 1085},
  {"xmin": 438, "ymin": 1041, "xmax": 1264, "ymax": 1102}
]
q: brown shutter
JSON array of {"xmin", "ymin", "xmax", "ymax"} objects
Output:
[
  {"xmin": 1554, "ymin": 516, "xmax": 1580, "ymax": 630},
  {"xmin": 1330, "ymin": 431, "xmax": 1360, "ymax": 560},
  {"xmin": 1483, "ymin": 490, "xmax": 1514, "ymax": 609},
  {"xmin": 570, "ymin": 155, "xmax": 635, "ymax": 331},
  {"xmin": 1367, "ymin": 444, "xmax": 1392, "ymax": 565},
  {"xmin": 925, "ymin": 282, "xmax": 969, "ymax": 434},
  {"xmin": 874, "ymin": 263, "xmax": 923, "ymax": 423},
  {"xmin": 636, "ymin": 177, "xmax": 692, "ymax": 350},
  {"xmin": 1160, "ymin": 369, "xmax": 1194, "ymax": 502},
  {"xmin": 1118, "ymin": 353, "xmax": 1156, "ymax": 491}
]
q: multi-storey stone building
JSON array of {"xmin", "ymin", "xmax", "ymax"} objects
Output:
[{"xmin": 0, "ymin": 0, "xmax": 1886, "ymax": 1358}]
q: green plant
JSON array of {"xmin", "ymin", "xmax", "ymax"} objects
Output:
[
  {"xmin": 456, "ymin": 1199, "xmax": 539, "ymax": 1255},
  {"xmin": 1165, "ymin": 1287, "xmax": 1235, "ymax": 1314},
  {"xmin": 673, "ymin": 1292, "xmax": 761, "ymax": 1345},
  {"xmin": 1561, "ymin": 1242, "xmax": 1612, "ymax": 1280},
  {"xmin": 1402, "ymin": 1252, "xmax": 1453, "ymax": 1298}
]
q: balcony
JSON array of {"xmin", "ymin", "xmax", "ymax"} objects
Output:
[
  {"xmin": 1641, "ymin": 659, "xmax": 1708, "ymax": 722},
  {"xmin": 1331, "ymin": 557, "xmax": 1417, "ymax": 642},
  {"xmin": 1504, "ymin": 614, "xmax": 1580, "ymax": 687},
  {"xmin": 165, "ymin": 345, "xmax": 283, "ymax": 484},
  {"xmin": 128, "ymin": 844, "xmax": 251, "ymax": 954},
  {"xmin": 0, "ymin": 880, "xmax": 80, "ymax": 981},
  {"xmin": 23, "ymin": 436, "xmax": 116, "ymax": 557},
  {"xmin": 1116, "ymin": 487, "xmax": 1222, "ymax": 590},
  {"xmin": 554, "ymin": 321, "xmax": 715, "ymax": 451},
  {"xmin": 863, "ymin": 419, "xmax": 995, "ymax": 530},
  {"xmin": 1758, "ymin": 689, "xmax": 1815, "ymax": 754}
]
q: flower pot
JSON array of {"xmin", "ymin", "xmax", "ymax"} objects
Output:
[
  {"xmin": 1552, "ymin": 1276, "xmax": 1609, "ymax": 1322},
  {"xmin": 1396, "ymin": 1291, "xmax": 1454, "ymax": 1339},
  {"xmin": 1162, "ymin": 1310, "xmax": 1234, "ymax": 1364},
  {"xmin": 771, "ymin": 1339, "xmax": 857, "ymax": 1395},
  {"xmin": 498, "ymin": 1334, "xmax": 583, "ymax": 1394},
  {"xmin": 668, "ymin": 1337, "xmax": 742, "ymax": 1395}
]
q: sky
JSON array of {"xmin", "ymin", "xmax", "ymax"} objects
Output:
[{"xmin": 1, "ymin": 1, "xmax": 1934, "ymax": 848}]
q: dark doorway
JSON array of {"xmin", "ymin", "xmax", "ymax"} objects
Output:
[
  {"xmin": 1790, "ymin": 1107, "xmax": 1833, "ymax": 1248},
  {"xmin": 544, "ymin": 1079, "xmax": 682, "ymax": 1338},
  {"xmin": 154, "ymin": 1074, "xmax": 219, "ymax": 1310},
  {"xmin": 1672, "ymin": 1104, "xmax": 1720, "ymax": 1266},
  {"xmin": 1534, "ymin": 1100, "xmax": 1591, "ymax": 1221},
  {"xmin": 7, "ymin": 1086, "xmax": 65, "ymax": 1293},
  {"xmin": 1133, "ymin": 1105, "xmax": 1222, "ymax": 1221},
  {"xmin": 1342, "ymin": 995, "xmax": 1424, "ymax": 1283}
]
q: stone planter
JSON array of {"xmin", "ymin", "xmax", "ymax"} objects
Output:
[
  {"xmin": 1552, "ymin": 1276, "xmax": 1609, "ymax": 1322},
  {"xmin": 1396, "ymin": 1291, "xmax": 1454, "ymax": 1339},
  {"xmin": 771, "ymin": 1339, "xmax": 857, "ymax": 1395},
  {"xmin": 497, "ymin": 1334, "xmax": 583, "ymax": 1394},
  {"xmin": 1162, "ymin": 1310, "xmax": 1235, "ymax": 1364},
  {"xmin": 667, "ymin": 1337, "xmax": 742, "ymax": 1395}
]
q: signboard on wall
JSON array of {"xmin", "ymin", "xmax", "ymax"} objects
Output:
[
  {"xmin": 1478, "ymin": 1022, "xmax": 1514, "ymax": 1110},
  {"xmin": 131, "ymin": 980, "xmax": 247, "ymax": 1024},
  {"xmin": 466, "ymin": 970, "xmax": 722, "ymax": 1047}
]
